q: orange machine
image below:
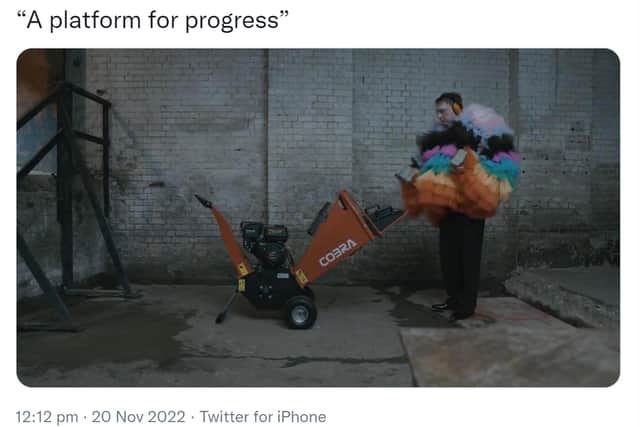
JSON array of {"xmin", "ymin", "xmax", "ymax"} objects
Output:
[{"xmin": 195, "ymin": 190, "xmax": 404, "ymax": 329}]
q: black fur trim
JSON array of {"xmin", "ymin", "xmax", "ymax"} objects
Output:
[
  {"xmin": 418, "ymin": 122, "xmax": 515, "ymax": 157},
  {"xmin": 481, "ymin": 134, "xmax": 515, "ymax": 158},
  {"xmin": 416, "ymin": 129, "xmax": 451, "ymax": 152},
  {"xmin": 417, "ymin": 122, "xmax": 481, "ymax": 153},
  {"xmin": 450, "ymin": 122, "xmax": 481, "ymax": 150}
]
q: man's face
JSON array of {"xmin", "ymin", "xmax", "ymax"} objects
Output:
[{"xmin": 435, "ymin": 101, "xmax": 456, "ymax": 127}]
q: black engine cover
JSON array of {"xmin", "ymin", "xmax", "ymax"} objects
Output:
[{"xmin": 252, "ymin": 242, "xmax": 287, "ymax": 269}]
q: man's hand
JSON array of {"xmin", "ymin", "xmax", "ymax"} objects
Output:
[
  {"xmin": 450, "ymin": 164, "xmax": 464, "ymax": 174},
  {"xmin": 395, "ymin": 166, "xmax": 419, "ymax": 183},
  {"xmin": 449, "ymin": 148, "xmax": 467, "ymax": 174}
]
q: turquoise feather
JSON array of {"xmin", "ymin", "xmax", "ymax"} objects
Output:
[
  {"xmin": 420, "ymin": 152, "xmax": 451, "ymax": 175},
  {"xmin": 479, "ymin": 156, "xmax": 520, "ymax": 188}
]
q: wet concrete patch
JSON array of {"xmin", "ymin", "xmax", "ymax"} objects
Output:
[
  {"xmin": 371, "ymin": 284, "xmax": 455, "ymax": 328},
  {"xmin": 18, "ymin": 300, "xmax": 194, "ymax": 382}
]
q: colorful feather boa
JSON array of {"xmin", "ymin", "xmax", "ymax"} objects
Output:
[{"xmin": 401, "ymin": 104, "xmax": 520, "ymax": 226}]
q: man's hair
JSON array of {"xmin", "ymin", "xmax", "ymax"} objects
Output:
[{"xmin": 435, "ymin": 92, "xmax": 463, "ymax": 108}]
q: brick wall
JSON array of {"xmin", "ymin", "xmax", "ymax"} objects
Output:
[
  {"xmin": 45, "ymin": 48, "xmax": 620, "ymax": 290},
  {"xmin": 516, "ymin": 49, "xmax": 619, "ymax": 267},
  {"xmin": 70, "ymin": 49, "xmax": 268, "ymax": 283},
  {"xmin": 266, "ymin": 50, "xmax": 353, "ymax": 284}
]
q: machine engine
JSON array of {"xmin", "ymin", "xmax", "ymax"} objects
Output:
[{"xmin": 240, "ymin": 222, "xmax": 290, "ymax": 269}]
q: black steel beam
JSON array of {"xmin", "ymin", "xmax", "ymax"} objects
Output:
[
  {"xmin": 18, "ymin": 82, "xmax": 112, "ymax": 132},
  {"xmin": 59, "ymin": 106, "xmax": 132, "ymax": 294},
  {"xmin": 102, "ymin": 104, "xmax": 111, "ymax": 218},
  {"xmin": 57, "ymin": 90, "xmax": 74, "ymax": 289},
  {"xmin": 73, "ymin": 130, "xmax": 104, "ymax": 145},
  {"xmin": 17, "ymin": 130, "xmax": 62, "ymax": 183},
  {"xmin": 66, "ymin": 82, "xmax": 112, "ymax": 107},
  {"xmin": 17, "ymin": 231, "xmax": 72, "ymax": 322},
  {"xmin": 17, "ymin": 84, "xmax": 63, "ymax": 131}
]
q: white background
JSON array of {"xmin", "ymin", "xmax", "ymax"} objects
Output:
[{"xmin": 2, "ymin": 1, "xmax": 639, "ymax": 426}]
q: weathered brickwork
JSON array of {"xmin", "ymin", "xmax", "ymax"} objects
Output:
[{"xmin": 516, "ymin": 50, "xmax": 619, "ymax": 267}]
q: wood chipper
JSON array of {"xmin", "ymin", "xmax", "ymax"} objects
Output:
[{"xmin": 194, "ymin": 190, "xmax": 405, "ymax": 329}]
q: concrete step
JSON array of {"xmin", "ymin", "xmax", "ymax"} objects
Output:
[{"xmin": 504, "ymin": 266, "xmax": 619, "ymax": 329}]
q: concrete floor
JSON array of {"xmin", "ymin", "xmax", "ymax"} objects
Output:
[
  {"xmin": 17, "ymin": 281, "xmax": 620, "ymax": 387},
  {"xmin": 18, "ymin": 284, "xmax": 454, "ymax": 387}
]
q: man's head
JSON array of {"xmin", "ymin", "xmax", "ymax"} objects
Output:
[{"xmin": 434, "ymin": 92, "xmax": 463, "ymax": 127}]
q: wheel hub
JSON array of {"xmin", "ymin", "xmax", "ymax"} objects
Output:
[{"xmin": 291, "ymin": 306, "xmax": 309, "ymax": 325}]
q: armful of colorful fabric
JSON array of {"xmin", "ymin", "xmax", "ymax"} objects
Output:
[
  {"xmin": 454, "ymin": 147, "xmax": 520, "ymax": 217},
  {"xmin": 399, "ymin": 176, "xmax": 448, "ymax": 226},
  {"xmin": 419, "ymin": 144, "xmax": 456, "ymax": 175},
  {"xmin": 400, "ymin": 143, "xmax": 463, "ymax": 215}
]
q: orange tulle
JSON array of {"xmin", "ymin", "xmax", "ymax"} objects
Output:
[
  {"xmin": 400, "ymin": 147, "xmax": 514, "ymax": 226},
  {"xmin": 415, "ymin": 171, "xmax": 463, "ymax": 210},
  {"xmin": 400, "ymin": 178, "xmax": 422, "ymax": 217}
]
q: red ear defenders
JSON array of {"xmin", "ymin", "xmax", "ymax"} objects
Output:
[{"xmin": 451, "ymin": 101, "xmax": 462, "ymax": 115}]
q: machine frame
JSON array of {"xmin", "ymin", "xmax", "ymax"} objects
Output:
[{"xmin": 195, "ymin": 190, "xmax": 404, "ymax": 329}]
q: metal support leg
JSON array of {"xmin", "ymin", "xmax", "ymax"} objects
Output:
[
  {"xmin": 102, "ymin": 104, "xmax": 110, "ymax": 219},
  {"xmin": 17, "ymin": 231, "xmax": 78, "ymax": 331},
  {"xmin": 59, "ymin": 106, "xmax": 134, "ymax": 296},
  {"xmin": 57, "ymin": 89, "xmax": 74, "ymax": 290},
  {"xmin": 216, "ymin": 290, "xmax": 239, "ymax": 324}
]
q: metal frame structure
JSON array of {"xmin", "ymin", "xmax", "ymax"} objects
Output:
[{"xmin": 17, "ymin": 81, "xmax": 134, "ymax": 331}]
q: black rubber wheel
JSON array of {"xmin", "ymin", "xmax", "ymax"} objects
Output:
[
  {"xmin": 302, "ymin": 286, "xmax": 315, "ymax": 300},
  {"xmin": 284, "ymin": 295, "xmax": 317, "ymax": 329}
]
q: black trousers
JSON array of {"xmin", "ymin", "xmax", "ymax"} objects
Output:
[{"xmin": 439, "ymin": 211, "xmax": 485, "ymax": 315}]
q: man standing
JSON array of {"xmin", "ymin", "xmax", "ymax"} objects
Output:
[
  {"xmin": 402, "ymin": 92, "xmax": 520, "ymax": 321},
  {"xmin": 431, "ymin": 93, "xmax": 484, "ymax": 320}
]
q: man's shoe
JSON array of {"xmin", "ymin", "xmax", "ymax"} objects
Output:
[
  {"xmin": 449, "ymin": 312, "xmax": 474, "ymax": 322},
  {"xmin": 431, "ymin": 302, "xmax": 454, "ymax": 312}
]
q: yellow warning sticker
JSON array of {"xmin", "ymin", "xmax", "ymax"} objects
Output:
[
  {"xmin": 238, "ymin": 279, "xmax": 246, "ymax": 292},
  {"xmin": 295, "ymin": 269, "xmax": 309, "ymax": 285},
  {"xmin": 238, "ymin": 263, "xmax": 248, "ymax": 276}
]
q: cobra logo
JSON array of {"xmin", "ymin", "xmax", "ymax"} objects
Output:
[{"xmin": 319, "ymin": 239, "xmax": 358, "ymax": 267}]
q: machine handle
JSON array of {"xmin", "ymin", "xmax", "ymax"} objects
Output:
[{"xmin": 194, "ymin": 194, "xmax": 213, "ymax": 208}]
